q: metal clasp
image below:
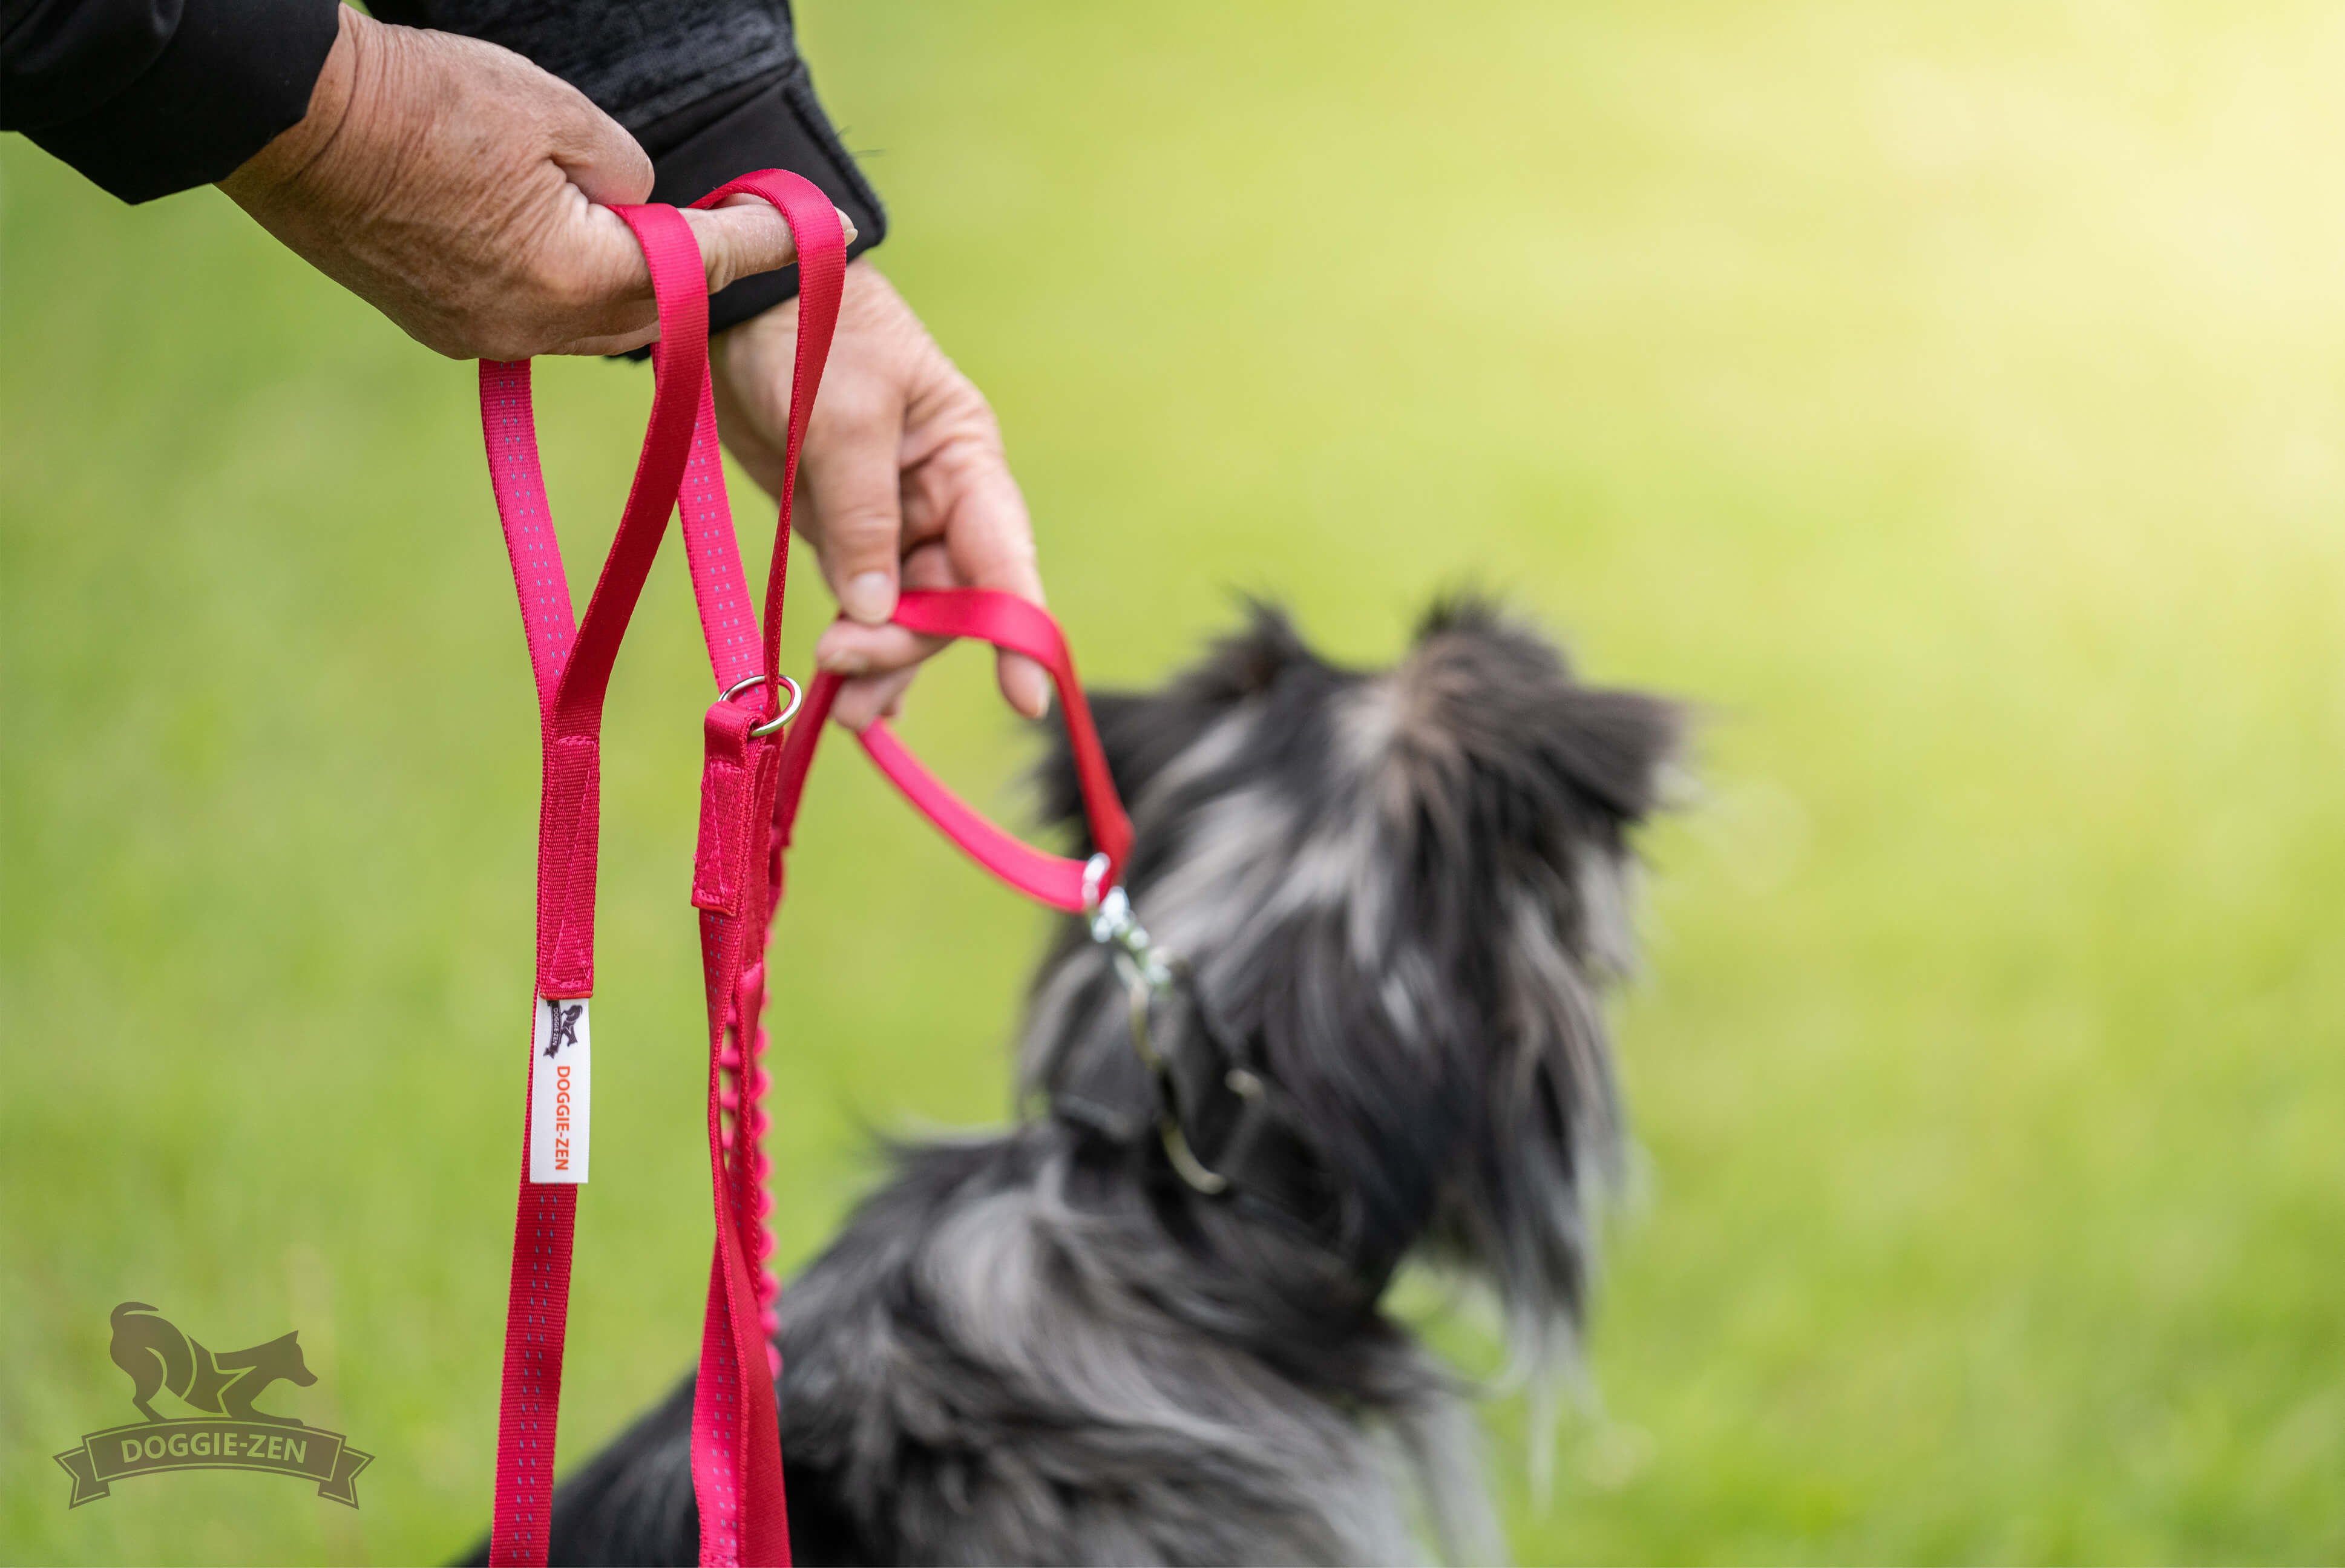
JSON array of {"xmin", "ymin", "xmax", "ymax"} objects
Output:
[
  {"xmin": 1082, "ymin": 853, "xmax": 1170, "ymax": 992},
  {"xmin": 1081, "ymin": 853, "xmax": 1228, "ymax": 1195}
]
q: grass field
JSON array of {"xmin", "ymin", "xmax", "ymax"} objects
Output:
[{"xmin": 7, "ymin": 0, "xmax": 2345, "ymax": 1561}]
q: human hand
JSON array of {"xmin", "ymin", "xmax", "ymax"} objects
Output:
[
  {"xmin": 712, "ymin": 260, "xmax": 1049, "ymax": 730},
  {"xmin": 217, "ymin": 5, "xmax": 849, "ymax": 358}
]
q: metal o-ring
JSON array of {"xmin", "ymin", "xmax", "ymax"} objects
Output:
[
  {"xmin": 720, "ymin": 674, "xmax": 767, "ymax": 705},
  {"xmin": 750, "ymin": 675, "xmax": 804, "ymax": 736}
]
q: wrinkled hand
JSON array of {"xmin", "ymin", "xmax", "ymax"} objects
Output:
[
  {"xmin": 712, "ymin": 260, "xmax": 1049, "ymax": 730},
  {"xmin": 218, "ymin": 5, "xmax": 845, "ymax": 358}
]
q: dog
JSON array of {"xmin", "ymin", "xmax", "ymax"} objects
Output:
[
  {"xmin": 517, "ymin": 597, "xmax": 1678, "ymax": 1566},
  {"xmin": 108, "ymin": 1301, "xmax": 317, "ymax": 1425}
]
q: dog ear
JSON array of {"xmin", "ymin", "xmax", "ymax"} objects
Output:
[
  {"xmin": 1382, "ymin": 595, "xmax": 1679, "ymax": 1336},
  {"xmin": 1397, "ymin": 592, "xmax": 1678, "ymax": 853},
  {"xmin": 1034, "ymin": 599, "xmax": 1323, "ymax": 841}
]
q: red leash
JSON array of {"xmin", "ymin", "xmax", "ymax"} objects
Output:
[
  {"xmin": 673, "ymin": 170, "xmax": 844, "ymax": 1568},
  {"xmin": 478, "ymin": 171, "xmax": 842, "ymax": 1568},
  {"xmin": 474, "ymin": 168, "xmax": 1132, "ymax": 1568},
  {"xmin": 775, "ymin": 591, "xmax": 1134, "ymax": 911},
  {"xmin": 478, "ymin": 198, "xmax": 707, "ymax": 1568}
]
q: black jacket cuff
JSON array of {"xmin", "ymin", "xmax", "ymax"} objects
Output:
[
  {"xmin": 637, "ymin": 61, "xmax": 886, "ymax": 335},
  {"xmin": 13, "ymin": 0, "xmax": 340, "ymax": 204}
]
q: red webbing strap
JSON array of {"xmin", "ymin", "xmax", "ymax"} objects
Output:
[
  {"xmin": 769, "ymin": 590, "xmax": 1135, "ymax": 913},
  {"xmin": 694, "ymin": 174, "xmax": 843, "ymax": 692},
  {"xmin": 481, "ymin": 202, "xmax": 710, "ymax": 1568},
  {"xmin": 678, "ymin": 372, "xmax": 763, "ymax": 695},
  {"xmin": 674, "ymin": 169, "xmax": 845, "ymax": 1568}
]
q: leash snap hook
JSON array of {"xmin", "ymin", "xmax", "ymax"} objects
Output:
[
  {"xmin": 1082, "ymin": 852, "xmax": 1170, "ymax": 991},
  {"xmin": 1082, "ymin": 853, "xmax": 1228, "ymax": 1195}
]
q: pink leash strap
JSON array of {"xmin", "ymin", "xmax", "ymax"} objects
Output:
[
  {"xmin": 770, "ymin": 590, "xmax": 1135, "ymax": 913},
  {"xmin": 482, "ymin": 201, "xmax": 711, "ymax": 1567},
  {"xmin": 480, "ymin": 170, "xmax": 1092, "ymax": 1568},
  {"xmin": 671, "ymin": 169, "xmax": 845, "ymax": 1568}
]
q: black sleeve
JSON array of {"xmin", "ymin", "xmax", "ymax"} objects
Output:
[
  {"xmin": 2, "ymin": 0, "xmax": 341, "ymax": 203},
  {"xmin": 366, "ymin": 0, "xmax": 886, "ymax": 332}
]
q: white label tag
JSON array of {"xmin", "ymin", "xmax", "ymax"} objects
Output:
[{"xmin": 530, "ymin": 997, "xmax": 591, "ymax": 1184}]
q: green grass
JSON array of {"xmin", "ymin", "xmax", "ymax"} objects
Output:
[{"xmin": 7, "ymin": 0, "xmax": 2345, "ymax": 1561}]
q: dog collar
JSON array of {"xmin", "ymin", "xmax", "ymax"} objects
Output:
[{"xmin": 1066, "ymin": 869, "xmax": 1387, "ymax": 1281}]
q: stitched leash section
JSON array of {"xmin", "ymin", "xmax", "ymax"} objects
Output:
[
  {"xmin": 480, "ymin": 175, "xmax": 1094, "ymax": 1568},
  {"xmin": 481, "ymin": 201, "xmax": 710, "ymax": 1567},
  {"xmin": 672, "ymin": 171, "xmax": 845, "ymax": 1568},
  {"xmin": 484, "ymin": 175, "xmax": 840, "ymax": 1567}
]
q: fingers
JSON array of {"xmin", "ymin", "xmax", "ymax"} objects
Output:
[
  {"xmin": 541, "ymin": 82, "xmax": 653, "ymax": 207},
  {"xmin": 679, "ymin": 201, "xmax": 793, "ymax": 296},
  {"xmin": 799, "ymin": 393, "xmax": 913, "ymax": 631},
  {"xmin": 537, "ymin": 200, "xmax": 856, "ymax": 358},
  {"xmin": 933, "ymin": 451, "xmax": 1051, "ymax": 719},
  {"xmin": 824, "ymin": 542, "xmax": 945, "ymax": 731},
  {"xmin": 221, "ymin": 12, "xmax": 862, "ymax": 364},
  {"xmin": 814, "ymin": 533, "xmax": 942, "ymax": 686},
  {"xmin": 815, "ymin": 619, "xmax": 946, "ymax": 677},
  {"xmin": 829, "ymin": 668, "xmax": 919, "ymax": 733},
  {"xmin": 996, "ymin": 650, "xmax": 1052, "ymax": 720},
  {"xmin": 531, "ymin": 194, "xmax": 667, "ymax": 351},
  {"xmin": 550, "ymin": 324, "xmax": 660, "ymax": 356},
  {"xmin": 710, "ymin": 261, "xmax": 1057, "ymax": 731},
  {"xmin": 680, "ymin": 198, "xmax": 858, "ymax": 298}
]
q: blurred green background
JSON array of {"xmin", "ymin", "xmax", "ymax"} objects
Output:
[{"xmin": 7, "ymin": 0, "xmax": 2345, "ymax": 1561}]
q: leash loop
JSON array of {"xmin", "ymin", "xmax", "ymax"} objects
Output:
[
  {"xmin": 480, "ymin": 170, "xmax": 843, "ymax": 1568},
  {"xmin": 672, "ymin": 169, "xmax": 846, "ymax": 1568},
  {"xmin": 773, "ymin": 603, "xmax": 1249, "ymax": 1201},
  {"xmin": 481, "ymin": 198, "xmax": 712, "ymax": 1568},
  {"xmin": 769, "ymin": 589, "xmax": 1133, "ymax": 910}
]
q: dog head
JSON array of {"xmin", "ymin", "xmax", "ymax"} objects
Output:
[{"xmin": 1023, "ymin": 596, "xmax": 1678, "ymax": 1353}]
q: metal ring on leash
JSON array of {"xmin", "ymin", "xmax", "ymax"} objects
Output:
[
  {"xmin": 720, "ymin": 672, "xmax": 804, "ymax": 736},
  {"xmin": 749, "ymin": 674, "xmax": 804, "ymax": 736}
]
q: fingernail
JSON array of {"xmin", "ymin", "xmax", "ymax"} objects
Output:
[
  {"xmin": 835, "ymin": 208, "xmax": 859, "ymax": 246},
  {"xmin": 841, "ymin": 571, "xmax": 894, "ymax": 625},
  {"xmin": 816, "ymin": 646, "xmax": 870, "ymax": 676}
]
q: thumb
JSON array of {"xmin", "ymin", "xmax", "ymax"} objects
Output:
[
  {"xmin": 544, "ymin": 106, "xmax": 652, "ymax": 207},
  {"xmin": 682, "ymin": 199, "xmax": 858, "ymax": 297}
]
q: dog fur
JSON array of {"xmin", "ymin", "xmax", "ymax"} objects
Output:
[{"xmin": 518, "ymin": 597, "xmax": 1677, "ymax": 1566}]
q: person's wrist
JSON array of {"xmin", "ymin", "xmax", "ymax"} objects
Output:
[{"xmin": 219, "ymin": 5, "xmax": 362, "ymax": 202}]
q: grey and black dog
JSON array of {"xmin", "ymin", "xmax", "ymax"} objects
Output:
[{"xmin": 523, "ymin": 597, "xmax": 1678, "ymax": 1566}]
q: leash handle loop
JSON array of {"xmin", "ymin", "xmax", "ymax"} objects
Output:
[
  {"xmin": 772, "ymin": 589, "xmax": 1134, "ymax": 912},
  {"xmin": 671, "ymin": 169, "xmax": 844, "ymax": 1568},
  {"xmin": 484, "ymin": 200, "xmax": 709, "ymax": 1568},
  {"xmin": 692, "ymin": 172, "xmax": 847, "ymax": 701}
]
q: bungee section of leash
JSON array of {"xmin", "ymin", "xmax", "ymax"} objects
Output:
[
  {"xmin": 479, "ymin": 169, "xmax": 844, "ymax": 1568},
  {"xmin": 476, "ymin": 165, "xmax": 1193, "ymax": 1568}
]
